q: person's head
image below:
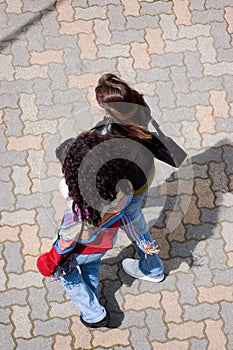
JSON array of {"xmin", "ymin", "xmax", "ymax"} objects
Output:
[
  {"xmin": 55, "ymin": 138, "xmax": 75, "ymax": 165},
  {"xmin": 95, "ymin": 73, "xmax": 151, "ymax": 127},
  {"xmin": 62, "ymin": 130, "xmax": 143, "ymax": 226}
]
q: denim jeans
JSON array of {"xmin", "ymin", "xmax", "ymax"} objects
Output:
[
  {"xmin": 60, "ymin": 251, "xmax": 107, "ymax": 323},
  {"xmin": 123, "ymin": 191, "xmax": 164, "ymax": 279}
]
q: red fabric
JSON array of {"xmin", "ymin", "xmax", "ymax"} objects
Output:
[
  {"xmin": 37, "ymin": 246, "xmax": 70, "ymax": 277},
  {"xmin": 74, "ymin": 220, "xmax": 120, "ymax": 254}
]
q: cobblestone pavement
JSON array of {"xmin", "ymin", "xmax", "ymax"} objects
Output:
[{"xmin": 1, "ymin": 0, "xmax": 233, "ymax": 349}]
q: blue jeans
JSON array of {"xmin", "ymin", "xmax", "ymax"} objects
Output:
[
  {"xmin": 60, "ymin": 251, "xmax": 107, "ymax": 323},
  {"xmin": 123, "ymin": 191, "xmax": 164, "ymax": 278}
]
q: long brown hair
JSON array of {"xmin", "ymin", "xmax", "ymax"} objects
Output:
[{"xmin": 95, "ymin": 73, "xmax": 152, "ymax": 139}]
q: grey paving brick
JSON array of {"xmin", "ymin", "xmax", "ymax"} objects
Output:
[
  {"xmin": 211, "ymin": 22, "xmax": 231, "ymax": 49},
  {"xmin": 207, "ymin": 239, "xmax": 227, "ymax": 269},
  {"xmin": 41, "ymin": 11, "xmax": 59, "ymax": 37},
  {"xmin": 209, "ymin": 162, "xmax": 229, "ymax": 192},
  {"xmin": 8, "ymin": 271, "xmax": 43, "ymax": 289},
  {"xmin": 146, "ymin": 309, "xmax": 167, "ymax": 342},
  {"xmin": 178, "ymin": 24, "xmax": 211, "ymax": 39},
  {"xmin": 191, "ymin": 147, "xmax": 223, "ymax": 164},
  {"xmin": 139, "ymin": 274, "xmax": 177, "ymax": 293},
  {"xmin": 26, "ymin": 25, "xmax": 45, "ymax": 51},
  {"xmin": 1, "ymin": 150, "xmax": 27, "ymax": 166},
  {"xmin": 198, "ymin": 36, "xmax": 217, "ymax": 64},
  {"xmin": 192, "ymin": 163, "xmax": 209, "ymax": 178},
  {"xmin": 223, "ymin": 146, "xmax": 233, "ymax": 175},
  {"xmin": 157, "ymin": 81, "xmax": 176, "ymax": 109},
  {"xmin": 151, "ymin": 52, "xmax": 183, "ymax": 69},
  {"xmin": 0, "ymin": 94, "xmax": 19, "ymax": 109},
  {"xmin": 94, "ymin": 19, "xmax": 111, "ymax": 46},
  {"xmin": 227, "ymin": 334, "xmax": 233, "ymax": 350},
  {"xmin": 177, "ymin": 91, "xmax": 209, "ymax": 107},
  {"xmin": 0, "ymin": 125, "xmax": 7, "ymax": 153},
  {"xmin": 200, "ymin": 208, "xmax": 219, "ymax": 224},
  {"xmin": 171, "ymin": 240, "xmax": 201, "ymax": 258},
  {"xmin": 224, "ymin": 76, "xmax": 233, "ymax": 102},
  {"xmin": 190, "ymin": 338, "xmax": 208, "ymax": 350},
  {"xmin": 189, "ymin": 0, "xmax": 205, "ymax": 10},
  {"xmin": 141, "ymin": 1, "xmax": 172, "ymax": 15},
  {"xmin": 112, "ymin": 29, "xmax": 145, "ymax": 44},
  {"xmin": 16, "ymin": 337, "xmax": 53, "ymax": 350},
  {"xmin": 38, "ymin": 103, "xmax": 72, "ymax": 120},
  {"xmin": 121, "ymin": 310, "xmax": 146, "ymax": 328},
  {"xmin": 45, "ymin": 35, "xmax": 78, "ymax": 50},
  {"xmin": 192, "ymin": 256, "xmax": 213, "ymax": 287},
  {"xmin": 130, "ymin": 327, "xmax": 151, "ymax": 350},
  {"xmin": 127, "ymin": 15, "xmax": 159, "ymax": 30},
  {"xmin": 170, "ymin": 66, "xmax": 189, "ymax": 93},
  {"xmin": 83, "ymin": 58, "xmax": 117, "ymax": 73},
  {"xmin": 213, "ymin": 268, "xmax": 233, "ymax": 285},
  {"xmin": 28, "ymin": 287, "xmax": 48, "ymax": 320},
  {"xmin": 1, "ymin": 79, "xmax": 33, "ymax": 95},
  {"xmin": 63, "ymin": 48, "xmax": 82, "ymax": 75},
  {"xmin": 183, "ymin": 303, "xmax": 219, "ymax": 321},
  {"xmin": 160, "ymin": 13, "xmax": 178, "ymax": 40},
  {"xmin": 23, "ymin": 0, "xmax": 54, "ymax": 12},
  {"xmin": 137, "ymin": 67, "xmax": 170, "ymax": 83},
  {"xmin": 0, "ymin": 308, "xmax": 11, "ymax": 324},
  {"xmin": 190, "ymin": 76, "xmax": 223, "ymax": 92},
  {"xmin": 206, "ymin": 0, "xmax": 233, "ymax": 9},
  {"xmin": 72, "ymin": 0, "xmax": 88, "ymax": 6},
  {"xmin": 33, "ymin": 78, "xmax": 53, "ymax": 106},
  {"xmin": 1, "ymin": 289, "xmax": 27, "ymax": 306},
  {"xmin": 0, "ymin": 167, "xmax": 11, "ymax": 182},
  {"xmin": 47, "ymin": 282, "xmax": 66, "ymax": 303},
  {"xmin": 90, "ymin": 0, "xmax": 120, "ymax": 5},
  {"xmin": 216, "ymin": 117, "xmax": 233, "ymax": 133},
  {"xmin": 53, "ymin": 88, "xmax": 86, "ymax": 105},
  {"xmin": 218, "ymin": 47, "xmax": 233, "ymax": 64},
  {"xmin": 49, "ymin": 63, "xmax": 68, "ymax": 91},
  {"xmin": 108, "ymin": 5, "xmax": 126, "ymax": 31},
  {"xmin": 184, "ymin": 51, "xmax": 203, "ymax": 79},
  {"xmin": 11, "ymin": 40, "xmax": 30, "ymax": 66},
  {"xmin": 4, "ymin": 241, "xmax": 23, "ymax": 273},
  {"xmin": 0, "ymin": 324, "xmax": 15, "ymax": 350},
  {"xmin": 0, "ymin": 3, "xmax": 7, "ymax": 28},
  {"xmin": 221, "ymin": 301, "xmax": 233, "ymax": 334},
  {"xmin": 16, "ymin": 193, "xmax": 51, "ymax": 210},
  {"xmin": 161, "ymin": 106, "xmax": 196, "ymax": 122},
  {"xmin": 186, "ymin": 223, "xmax": 219, "ymax": 240},
  {"xmin": 33, "ymin": 318, "xmax": 70, "ymax": 336},
  {"xmin": 37, "ymin": 207, "xmax": 57, "ymax": 238},
  {"xmin": 176, "ymin": 272, "xmax": 198, "ymax": 304},
  {"xmin": 192, "ymin": 9, "xmax": 224, "ymax": 24}
]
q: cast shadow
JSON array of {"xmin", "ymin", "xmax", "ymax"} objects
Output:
[
  {"xmin": 144, "ymin": 138, "xmax": 233, "ymax": 274},
  {"xmin": 99, "ymin": 139, "xmax": 233, "ymax": 328},
  {"xmin": 0, "ymin": 1, "xmax": 57, "ymax": 52}
]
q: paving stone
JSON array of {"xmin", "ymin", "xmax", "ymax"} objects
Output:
[
  {"xmin": 192, "ymin": 9, "xmax": 224, "ymax": 24},
  {"xmin": 183, "ymin": 303, "xmax": 219, "ymax": 322},
  {"xmin": 47, "ymin": 282, "xmax": 66, "ymax": 303},
  {"xmin": 0, "ymin": 260, "xmax": 7, "ymax": 291},
  {"xmin": 11, "ymin": 40, "xmax": 30, "ymax": 66},
  {"xmin": 0, "ymin": 93, "xmax": 19, "ymax": 109},
  {"xmin": 151, "ymin": 52, "xmax": 183, "ymax": 69},
  {"xmin": 2, "ymin": 80, "xmax": 33, "ymax": 96},
  {"xmin": 221, "ymin": 301, "xmax": 233, "ymax": 334},
  {"xmin": 141, "ymin": 1, "xmax": 172, "ymax": 15},
  {"xmin": 192, "ymin": 256, "xmax": 213, "ymax": 287},
  {"xmin": 1, "ymin": 289, "xmax": 27, "ymax": 306},
  {"xmin": 0, "ymin": 54, "xmax": 14, "ymax": 81},
  {"xmin": 204, "ymin": 62, "xmax": 233, "ymax": 76},
  {"xmin": 4, "ymin": 241, "xmax": 23, "ymax": 273},
  {"xmin": 41, "ymin": 11, "xmax": 60, "ymax": 37},
  {"xmin": 190, "ymin": 76, "xmax": 223, "ymax": 92},
  {"xmin": 209, "ymin": 162, "xmax": 229, "ymax": 192},
  {"xmin": 178, "ymin": 23, "xmax": 211, "ymax": 39},
  {"xmin": 1, "ymin": 209, "xmax": 36, "ymax": 226},
  {"xmin": 94, "ymin": 19, "xmax": 111, "ymax": 45},
  {"xmin": 33, "ymin": 318, "xmax": 70, "ymax": 337},
  {"xmin": 223, "ymin": 145, "xmax": 233, "ymax": 175},
  {"xmin": 130, "ymin": 327, "xmax": 151, "ymax": 350},
  {"xmin": 184, "ymin": 51, "xmax": 203, "ymax": 78},
  {"xmin": 168, "ymin": 320, "xmax": 205, "ymax": 340},
  {"xmin": 0, "ymin": 307, "xmax": 11, "ymax": 324},
  {"xmin": 176, "ymin": 272, "xmax": 198, "ymax": 305},
  {"xmin": 49, "ymin": 63, "xmax": 68, "ymax": 90},
  {"xmin": 8, "ymin": 271, "xmax": 43, "ymax": 289},
  {"xmin": 206, "ymin": 0, "xmax": 233, "ymax": 9},
  {"xmin": 166, "ymin": 38, "xmax": 197, "ymax": 53},
  {"xmin": 117, "ymin": 57, "xmax": 136, "ymax": 84},
  {"xmin": 0, "ymin": 180, "xmax": 15, "ymax": 210},
  {"xmin": 190, "ymin": 338, "xmax": 208, "ymax": 350},
  {"xmin": 146, "ymin": 309, "xmax": 167, "ymax": 342},
  {"xmin": 186, "ymin": 223, "xmax": 220, "ymax": 240},
  {"xmin": 211, "ymin": 21, "xmax": 231, "ymax": 49},
  {"xmin": 33, "ymin": 78, "xmax": 53, "ymax": 106},
  {"xmin": 205, "ymin": 319, "xmax": 227, "ymax": 350},
  {"xmin": 121, "ymin": 310, "xmax": 146, "ymax": 328},
  {"xmin": 210, "ymin": 90, "xmax": 230, "ymax": 118},
  {"xmin": 12, "ymin": 165, "xmax": 31, "ymax": 195},
  {"xmin": 170, "ymin": 66, "xmax": 189, "ymax": 93},
  {"xmin": 16, "ymin": 337, "xmax": 53, "ymax": 350},
  {"xmin": 45, "ymin": 35, "xmax": 78, "ymax": 50},
  {"xmin": 15, "ymin": 65, "xmax": 48, "ymax": 80},
  {"xmin": 108, "ymin": 4, "xmax": 126, "ymax": 31},
  {"xmin": 127, "ymin": 15, "xmax": 158, "ymax": 30},
  {"xmin": 12, "ymin": 305, "xmax": 32, "ymax": 338},
  {"xmin": 74, "ymin": 5, "xmax": 107, "ymax": 20},
  {"xmin": 112, "ymin": 29, "xmax": 145, "ymax": 45},
  {"xmin": 137, "ymin": 67, "xmax": 170, "ymax": 83},
  {"xmin": 0, "ymin": 324, "xmax": 15, "ymax": 350},
  {"xmin": 213, "ymin": 268, "xmax": 233, "ymax": 285},
  {"xmin": 160, "ymin": 13, "xmax": 178, "ymax": 40}
]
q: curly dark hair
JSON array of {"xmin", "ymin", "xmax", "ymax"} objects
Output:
[{"xmin": 62, "ymin": 129, "xmax": 153, "ymax": 227}]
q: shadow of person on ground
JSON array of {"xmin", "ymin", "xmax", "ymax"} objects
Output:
[{"xmin": 99, "ymin": 139, "xmax": 233, "ymax": 328}]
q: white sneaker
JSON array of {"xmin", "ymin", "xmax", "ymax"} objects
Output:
[{"xmin": 122, "ymin": 258, "xmax": 164, "ymax": 283}]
